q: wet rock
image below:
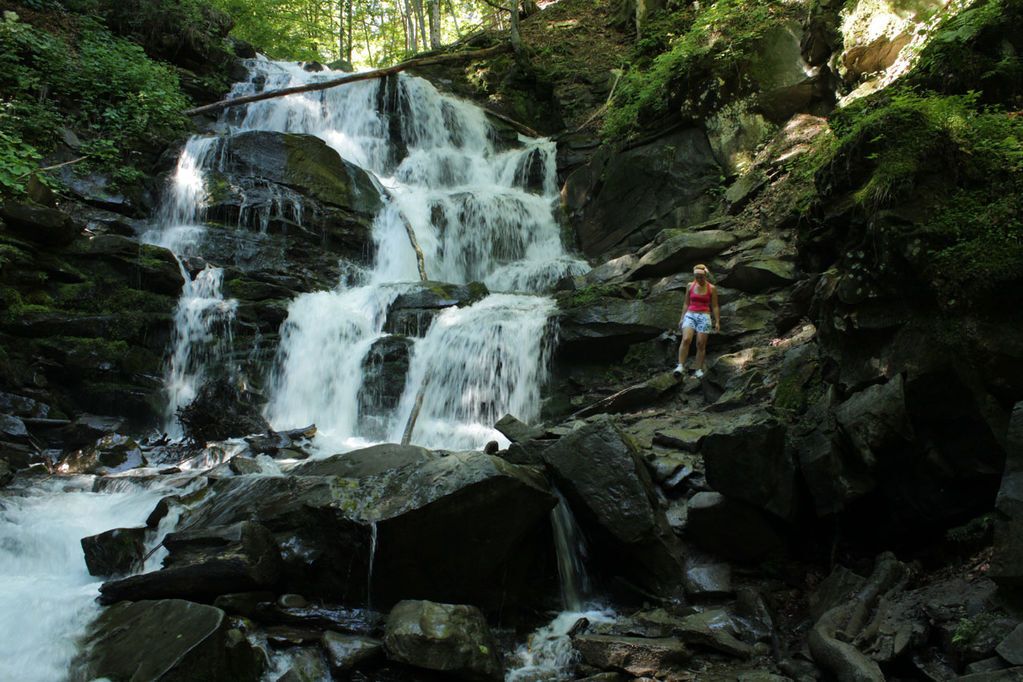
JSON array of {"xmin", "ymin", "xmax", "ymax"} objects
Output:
[
  {"xmin": 572, "ymin": 635, "xmax": 689, "ymax": 677},
  {"xmin": 291, "ymin": 443, "xmax": 436, "ymax": 477},
  {"xmin": 0, "ymin": 391, "xmax": 50, "ymax": 418},
  {"xmin": 323, "ymin": 632, "xmax": 384, "ymax": 673},
  {"xmin": 58, "ymin": 434, "xmax": 146, "ymax": 475},
  {"xmin": 98, "ymin": 520, "xmax": 282, "ymax": 604},
  {"xmin": 358, "ymin": 335, "xmax": 413, "ymax": 430},
  {"xmin": 184, "ymin": 451, "xmax": 555, "ymax": 610},
  {"xmin": 71, "ymin": 599, "xmax": 264, "ymax": 681},
  {"xmin": 541, "ymin": 416, "xmax": 685, "ymax": 596},
  {"xmin": 1, "ymin": 201, "xmax": 79, "ymax": 246},
  {"xmin": 229, "ymin": 456, "xmax": 262, "ymax": 475},
  {"xmin": 0, "ymin": 414, "xmax": 29, "ymax": 441},
  {"xmin": 81, "ymin": 527, "xmax": 146, "ymax": 577},
  {"xmin": 146, "ymin": 495, "xmax": 182, "ymax": 528},
  {"xmin": 0, "ymin": 460, "xmax": 13, "ymax": 488},
  {"xmin": 277, "ymin": 647, "xmax": 329, "ymax": 681},
  {"xmin": 959, "ymin": 667, "xmax": 1023, "ymax": 681},
  {"xmin": 382, "ymin": 281, "xmax": 488, "ymax": 336},
  {"xmin": 965, "ymin": 657, "xmax": 1013, "ymax": 675},
  {"xmin": 684, "ymin": 561, "xmax": 733, "ymax": 599},
  {"xmin": 72, "ymin": 235, "xmax": 183, "ymax": 296},
  {"xmin": 674, "ymin": 609, "xmax": 754, "ymax": 658},
  {"xmin": 494, "ymin": 414, "xmax": 543, "ymax": 443},
  {"xmin": 564, "ymin": 129, "xmax": 722, "ymax": 257},
  {"xmin": 627, "ymin": 230, "xmax": 738, "ymax": 280},
  {"xmin": 0, "ymin": 440, "xmax": 38, "ymax": 470},
  {"xmin": 383, "ymin": 600, "xmax": 501, "ymax": 680},
  {"xmin": 64, "ymin": 414, "xmax": 125, "ymax": 447},
  {"xmin": 809, "ymin": 565, "xmax": 866, "ymax": 621},
  {"xmin": 701, "ymin": 416, "xmax": 796, "ymax": 521},
  {"xmin": 177, "ymin": 377, "xmax": 270, "ymax": 443},
  {"xmin": 685, "ymin": 492, "xmax": 784, "ymax": 561},
  {"xmin": 213, "ymin": 591, "xmax": 276, "ymax": 617}
]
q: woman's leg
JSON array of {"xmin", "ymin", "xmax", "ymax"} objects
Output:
[
  {"xmin": 695, "ymin": 332, "xmax": 709, "ymax": 369},
  {"xmin": 678, "ymin": 327, "xmax": 695, "ymax": 366}
]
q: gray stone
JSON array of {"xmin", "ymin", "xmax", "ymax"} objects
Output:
[
  {"xmin": 701, "ymin": 417, "xmax": 796, "ymax": 521},
  {"xmin": 541, "ymin": 415, "xmax": 685, "ymax": 596},
  {"xmin": 574, "ymin": 372, "xmax": 679, "ymax": 418},
  {"xmin": 675, "ymin": 609, "xmax": 753, "ymax": 658},
  {"xmin": 685, "ymin": 492, "xmax": 784, "ymax": 562},
  {"xmin": 684, "ymin": 562, "xmax": 732, "ymax": 599},
  {"xmin": 322, "ymin": 632, "xmax": 383, "ymax": 672},
  {"xmin": 834, "ymin": 375, "xmax": 913, "ymax": 469},
  {"xmin": 358, "ymin": 335, "xmax": 414, "ymax": 432},
  {"xmin": 383, "ymin": 600, "xmax": 501, "ymax": 680},
  {"xmin": 558, "ymin": 290, "xmax": 685, "ymax": 353},
  {"xmin": 993, "ymin": 404, "xmax": 1023, "ymax": 588},
  {"xmin": 70, "ymin": 599, "xmax": 264, "ymax": 681},
  {"xmin": 564, "ymin": 129, "xmax": 722, "ymax": 258},
  {"xmin": 0, "ymin": 202, "xmax": 80, "ymax": 246},
  {"xmin": 494, "ymin": 414, "xmax": 543, "ymax": 443},
  {"xmin": 720, "ymin": 259, "xmax": 798, "ymax": 293},
  {"xmin": 627, "ymin": 230, "xmax": 738, "ymax": 280},
  {"xmin": 98, "ymin": 521, "xmax": 282, "ymax": 604},
  {"xmin": 184, "ymin": 451, "xmax": 555, "ymax": 610},
  {"xmin": 81, "ymin": 527, "xmax": 146, "ymax": 577},
  {"xmin": 290, "ymin": 443, "xmax": 436, "ymax": 477},
  {"xmin": 572, "ymin": 635, "xmax": 689, "ymax": 677},
  {"xmin": 383, "ymin": 281, "xmax": 489, "ymax": 336},
  {"xmin": 998, "ymin": 624, "xmax": 1023, "ymax": 666},
  {"xmin": 959, "ymin": 667, "xmax": 1023, "ymax": 681},
  {"xmin": 229, "ymin": 456, "xmax": 262, "ymax": 475},
  {"xmin": 967, "ymin": 657, "xmax": 1014, "ymax": 674},
  {"xmin": 0, "ymin": 414, "xmax": 29, "ymax": 440},
  {"xmin": 0, "ymin": 460, "xmax": 12, "ymax": 488}
]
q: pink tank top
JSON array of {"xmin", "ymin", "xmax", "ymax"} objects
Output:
[{"xmin": 688, "ymin": 283, "xmax": 712, "ymax": 313}]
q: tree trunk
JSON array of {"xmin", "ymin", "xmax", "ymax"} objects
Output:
[
  {"xmin": 428, "ymin": 0, "xmax": 442, "ymax": 49},
  {"xmin": 412, "ymin": 0, "xmax": 429, "ymax": 51},
  {"xmin": 509, "ymin": 0, "xmax": 521, "ymax": 52},
  {"xmin": 346, "ymin": 0, "xmax": 354, "ymax": 62},
  {"xmin": 445, "ymin": 0, "xmax": 462, "ymax": 37},
  {"xmin": 183, "ymin": 44, "xmax": 513, "ymax": 117}
]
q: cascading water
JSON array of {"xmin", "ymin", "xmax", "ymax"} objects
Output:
[
  {"xmin": 232, "ymin": 59, "xmax": 589, "ymax": 451},
  {"xmin": 142, "ymin": 136, "xmax": 238, "ymax": 436}
]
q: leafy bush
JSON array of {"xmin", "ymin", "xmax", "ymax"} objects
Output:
[
  {"xmin": 603, "ymin": 0, "xmax": 787, "ymax": 138},
  {"xmin": 808, "ymin": 88, "xmax": 1023, "ymax": 296},
  {"xmin": 0, "ymin": 14, "xmax": 190, "ymax": 197}
]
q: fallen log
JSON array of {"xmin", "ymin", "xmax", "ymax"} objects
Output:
[{"xmin": 184, "ymin": 44, "xmax": 512, "ymax": 118}]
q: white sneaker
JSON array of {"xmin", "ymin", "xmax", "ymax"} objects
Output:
[
  {"xmin": 672, "ymin": 364, "xmax": 684, "ymax": 378},
  {"xmin": 694, "ymin": 368, "xmax": 705, "ymax": 379}
]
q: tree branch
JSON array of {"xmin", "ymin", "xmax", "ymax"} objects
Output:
[{"xmin": 184, "ymin": 44, "xmax": 512, "ymax": 117}]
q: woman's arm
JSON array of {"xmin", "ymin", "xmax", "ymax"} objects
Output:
[
  {"xmin": 680, "ymin": 285, "xmax": 691, "ymax": 325},
  {"xmin": 711, "ymin": 285, "xmax": 720, "ymax": 331}
]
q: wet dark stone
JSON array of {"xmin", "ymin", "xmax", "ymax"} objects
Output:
[{"xmin": 81, "ymin": 526, "xmax": 146, "ymax": 577}]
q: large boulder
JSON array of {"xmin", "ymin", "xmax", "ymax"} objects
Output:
[
  {"xmin": 1, "ymin": 202, "xmax": 80, "ymax": 246},
  {"xmin": 833, "ymin": 375, "xmax": 913, "ymax": 470},
  {"xmin": 81, "ymin": 527, "xmax": 146, "ymax": 577},
  {"xmin": 558, "ymin": 290, "xmax": 684, "ymax": 355},
  {"xmin": 627, "ymin": 230, "xmax": 739, "ymax": 281},
  {"xmin": 98, "ymin": 521, "xmax": 283, "ymax": 604},
  {"xmin": 572, "ymin": 635, "xmax": 690, "ymax": 678},
  {"xmin": 70, "ymin": 599, "xmax": 264, "ymax": 681},
  {"xmin": 563, "ymin": 129, "xmax": 723, "ymax": 258},
  {"xmin": 358, "ymin": 335, "xmax": 413, "ymax": 436},
  {"xmin": 540, "ymin": 416, "xmax": 685, "ymax": 596},
  {"xmin": 177, "ymin": 377, "xmax": 270, "ymax": 443},
  {"xmin": 701, "ymin": 416, "xmax": 797, "ymax": 521},
  {"xmin": 383, "ymin": 600, "xmax": 501, "ymax": 680},
  {"xmin": 685, "ymin": 492, "xmax": 784, "ymax": 562},
  {"xmin": 382, "ymin": 281, "xmax": 488, "ymax": 336},
  {"xmin": 177, "ymin": 450, "xmax": 555, "ymax": 611}
]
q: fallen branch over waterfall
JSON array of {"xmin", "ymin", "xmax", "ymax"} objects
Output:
[{"xmin": 183, "ymin": 44, "xmax": 512, "ymax": 117}]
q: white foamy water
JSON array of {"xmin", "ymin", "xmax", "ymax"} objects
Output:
[
  {"xmin": 231, "ymin": 59, "xmax": 585, "ymax": 451},
  {"xmin": 0, "ymin": 478, "xmax": 169, "ymax": 682}
]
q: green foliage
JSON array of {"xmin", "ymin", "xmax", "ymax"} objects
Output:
[
  {"xmin": 909, "ymin": 0, "xmax": 1023, "ymax": 103},
  {"xmin": 951, "ymin": 616, "xmax": 983, "ymax": 646},
  {"xmin": 945, "ymin": 513, "xmax": 995, "ymax": 545},
  {"xmin": 603, "ymin": 0, "xmax": 786, "ymax": 139},
  {"xmin": 562, "ymin": 282, "xmax": 625, "ymax": 308},
  {"xmin": 808, "ymin": 87, "xmax": 1023, "ymax": 297},
  {"xmin": 0, "ymin": 14, "xmax": 190, "ymax": 197}
]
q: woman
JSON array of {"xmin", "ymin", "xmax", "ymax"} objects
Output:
[{"xmin": 673, "ymin": 264, "xmax": 720, "ymax": 379}]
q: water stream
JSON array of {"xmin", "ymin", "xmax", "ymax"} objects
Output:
[{"xmin": 0, "ymin": 57, "xmax": 593, "ymax": 680}]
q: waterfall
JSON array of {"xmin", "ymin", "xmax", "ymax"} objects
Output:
[
  {"xmin": 220, "ymin": 58, "xmax": 589, "ymax": 452},
  {"xmin": 551, "ymin": 490, "xmax": 591, "ymax": 612}
]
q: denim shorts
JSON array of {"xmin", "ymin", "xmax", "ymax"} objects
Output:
[{"xmin": 680, "ymin": 312, "xmax": 712, "ymax": 334}]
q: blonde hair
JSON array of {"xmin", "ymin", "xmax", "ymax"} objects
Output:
[{"xmin": 692, "ymin": 264, "xmax": 712, "ymax": 281}]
